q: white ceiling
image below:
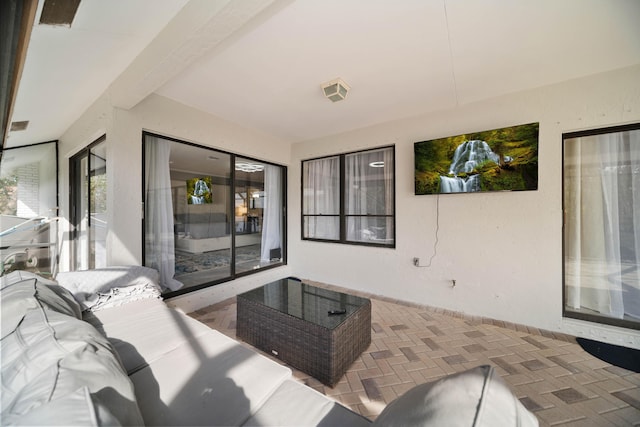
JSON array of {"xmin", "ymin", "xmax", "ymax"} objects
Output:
[
  {"xmin": 6, "ymin": 0, "xmax": 640, "ymax": 148},
  {"xmin": 7, "ymin": 0, "xmax": 189, "ymax": 147}
]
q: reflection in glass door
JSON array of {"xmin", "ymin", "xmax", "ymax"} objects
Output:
[
  {"xmin": 70, "ymin": 136, "xmax": 107, "ymax": 270},
  {"xmin": 178, "ymin": 140, "xmax": 228, "ymax": 288},
  {"xmin": 235, "ymin": 157, "xmax": 284, "ymax": 274},
  {"xmin": 143, "ymin": 133, "xmax": 286, "ymax": 296}
]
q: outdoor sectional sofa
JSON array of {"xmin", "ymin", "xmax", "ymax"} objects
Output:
[{"xmin": 1, "ymin": 267, "xmax": 538, "ymax": 426}]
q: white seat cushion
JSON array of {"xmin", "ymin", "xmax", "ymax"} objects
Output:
[
  {"xmin": 1, "ymin": 275, "xmax": 143, "ymax": 426},
  {"xmin": 243, "ymin": 379, "xmax": 371, "ymax": 427},
  {"xmin": 129, "ymin": 330, "xmax": 291, "ymax": 426},
  {"xmin": 84, "ymin": 298, "xmax": 212, "ymax": 374}
]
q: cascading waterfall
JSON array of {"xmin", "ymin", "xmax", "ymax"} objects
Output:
[
  {"xmin": 440, "ymin": 174, "xmax": 480, "ymax": 193},
  {"xmin": 440, "ymin": 140, "xmax": 511, "ymax": 193}
]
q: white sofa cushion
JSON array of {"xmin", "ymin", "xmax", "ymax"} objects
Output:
[
  {"xmin": 372, "ymin": 365, "xmax": 538, "ymax": 427},
  {"xmin": 1, "ymin": 274, "xmax": 143, "ymax": 426},
  {"xmin": 84, "ymin": 298, "xmax": 213, "ymax": 375},
  {"xmin": 129, "ymin": 329, "xmax": 292, "ymax": 426},
  {"xmin": 1, "ymin": 271, "xmax": 81, "ymax": 339},
  {"xmin": 55, "ymin": 266, "xmax": 161, "ymax": 311},
  {"xmin": 243, "ymin": 379, "xmax": 371, "ymax": 427},
  {"xmin": 8, "ymin": 386, "xmax": 102, "ymax": 426}
]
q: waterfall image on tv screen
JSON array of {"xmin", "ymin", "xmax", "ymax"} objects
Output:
[{"xmin": 414, "ymin": 122, "xmax": 539, "ymax": 195}]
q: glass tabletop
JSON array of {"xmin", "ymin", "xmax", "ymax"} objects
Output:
[{"xmin": 238, "ymin": 278, "xmax": 370, "ymax": 329}]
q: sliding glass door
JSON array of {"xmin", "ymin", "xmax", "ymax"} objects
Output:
[
  {"xmin": 70, "ymin": 136, "xmax": 107, "ymax": 270},
  {"xmin": 143, "ymin": 133, "xmax": 286, "ymax": 295},
  {"xmin": 235, "ymin": 158, "xmax": 284, "ymax": 273},
  {"xmin": 563, "ymin": 124, "xmax": 640, "ymax": 330}
]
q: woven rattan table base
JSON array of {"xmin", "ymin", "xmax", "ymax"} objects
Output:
[{"xmin": 237, "ymin": 289, "xmax": 371, "ymax": 387}]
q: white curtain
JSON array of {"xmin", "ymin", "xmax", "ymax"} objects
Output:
[
  {"xmin": 303, "ymin": 157, "xmax": 340, "ymax": 239},
  {"xmin": 261, "ymin": 165, "xmax": 282, "ymax": 262},
  {"xmin": 564, "ymin": 130, "xmax": 640, "ymax": 319},
  {"xmin": 345, "ymin": 147, "xmax": 393, "ymax": 242},
  {"xmin": 346, "ymin": 151, "xmax": 370, "ymax": 241},
  {"xmin": 383, "ymin": 148, "xmax": 394, "ymax": 240},
  {"xmin": 145, "ymin": 136, "xmax": 183, "ymax": 291}
]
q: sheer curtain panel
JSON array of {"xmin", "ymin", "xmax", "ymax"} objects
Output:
[
  {"xmin": 261, "ymin": 165, "xmax": 283, "ymax": 262},
  {"xmin": 145, "ymin": 136, "xmax": 183, "ymax": 291},
  {"xmin": 345, "ymin": 147, "xmax": 394, "ymax": 243},
  {"xmin": 302, "ymin": 157, "xmax": 340, "ymax": 240},
  {"xmin": 564, "ymin": 126, "xmax": 640, "ymax": 324}
]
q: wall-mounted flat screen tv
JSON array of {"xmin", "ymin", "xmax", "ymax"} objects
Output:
[
  {"xmin": 414, "ymin": 122, "xmax": 539, "ymax": 195},
  {"xmin": 186, "ymin": 176, "xmax": 213, "ymax": 204}
]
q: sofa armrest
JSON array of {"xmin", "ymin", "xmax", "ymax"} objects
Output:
[{"xmin": 1, "ymin": 273, "xmax": 144, "ymax": 426}]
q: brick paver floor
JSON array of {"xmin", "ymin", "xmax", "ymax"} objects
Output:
[{"xmin": 189, "ymin": 281, "xmax": 640, "ymax": 426}]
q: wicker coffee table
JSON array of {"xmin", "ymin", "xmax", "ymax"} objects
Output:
[{"xmin": 236, "ymin": 278, "xmax": 371, "ymax": 387}]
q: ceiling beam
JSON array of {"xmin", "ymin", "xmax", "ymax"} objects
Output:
[{"xmin": 108, "ymin": 0, "xmax": 293, "ymax": 111}]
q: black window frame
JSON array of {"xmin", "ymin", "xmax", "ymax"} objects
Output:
[
  {"xmin": 562, "ymin": 122, "xmax": 640, "ymax": 331},
  {"xmin": 0, "ymin": 140, "xmax": 59, "ymax": 277},
  {"xmin": 69, "ymin": 134, "xmax": 106, "ymax": 271},
  {"xmin": 301, "ymin": 145, "xmax": 396, "ymax": 248},
  {"xmin": 142, "ymin": 131, "xmax": 288, "ymax": 298}
]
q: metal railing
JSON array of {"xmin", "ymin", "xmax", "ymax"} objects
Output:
[{"xmin": 1, "ymin": 216, "xmax": 58, "ymax": 277}]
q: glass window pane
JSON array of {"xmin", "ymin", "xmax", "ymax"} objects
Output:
[
  {"xmin": 1, "ymin": 142, "xmax": 58, "ymax": 278},
  {"xmin": 301, "ymin": 146, "xmax": 394, "ymax": 246},
  {"xmin": 303, "ymin": 216, "xmax": 340, "ymax": 240},
  {"xmin": 302, "ymin": 156, "xmax": 339, "ymax": 215},
  {"xmin": 563, "ymin": 126, "xmax": 640, "ymax": 328},
  {"xmin": 144, "ymin": 135, "xmax": 286, "ymax": 295},
  {"xmin": 345, "ymin": 147, "xmax": 393, "ymax": 216},
  {"xmin": 75, "ymin": 155, "xmax": 89, "ymax": 270},
  {"xmin": 70, "ymin": 137, "xmax": 107, "ymax": 271},
  {"xmin": 346, "ymin": 216, "xmax": 394, "ymax": 244},
  {"xmin": 89, "ymin": 141, "xmax": 107, "ymax": 269},
  {"xmin": 235, "ymin": 157, "xmax": 284, "ymax": 273},
  {"xmin": 146, "ymin": 137, "xmax": 232, "ymax": 292}
]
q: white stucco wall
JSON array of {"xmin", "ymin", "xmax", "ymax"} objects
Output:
[
  {"xmin": 289, "ymin": 65, "xmax": 640, "ymax": 349},
  {"xmin": 58, "ymin": 93, "xmax": 293, "ymax": 309},
  {"xmin": 57, "ymin": 95, "xmax": 113, "ymax": 271},
  {"xmin": 116, "ymin": 94, "xmax": 295, "ymax": 309}
]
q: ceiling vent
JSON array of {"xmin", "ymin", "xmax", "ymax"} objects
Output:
[
  {"xmin": 321, "ymin": 78, "xmax": 350, "ymax": 102},
  {"xmin": 10, "ymin": 121, "xmax": 29, "ymax": 131},
  {"xmin": 39, "ymin": 0, "xmax": 81, "ymax": 26}
]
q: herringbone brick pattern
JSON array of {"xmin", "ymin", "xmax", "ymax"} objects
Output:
[{"xmin": 189, "ymin": 282, "xmax": 640, "ymax": 426}]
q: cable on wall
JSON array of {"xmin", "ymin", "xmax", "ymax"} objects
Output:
[{"xmin": 416, "ymin": 192, "xmax": 440, "ymax": 268}]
